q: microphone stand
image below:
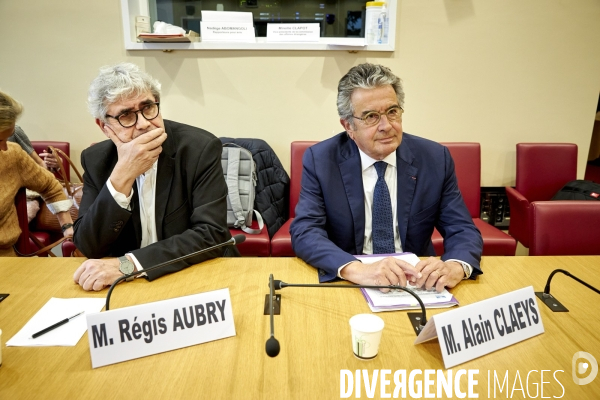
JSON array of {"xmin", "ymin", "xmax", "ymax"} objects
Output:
[
  {"xmin": 105, "ymin": 235, "xmax": 245, "ymax": 311},
  {"xmin": 265, "ymin": 274, "xmax": 280, "ymax": 357},
  {"xmin": 265, "ymin": 277, "xmax": 428, "ymax": 357},
  {"xmin": 535, "ymin": 268, "xmax": 600, "ymax": 312}
]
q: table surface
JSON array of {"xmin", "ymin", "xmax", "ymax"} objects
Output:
[{"xmin": 1, "ymin": 256, "xmax": 599, "ymax": 399}]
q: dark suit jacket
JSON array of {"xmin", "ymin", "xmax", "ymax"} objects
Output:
[
  {"xmin": 290, "ymin": 132, "xmax": 483, "ymax": 282},
  {"xmin": 73, "ymin": 119, "xmax": 233, "ymax": 280}
]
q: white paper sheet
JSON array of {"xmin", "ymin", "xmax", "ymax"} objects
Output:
[
  {"xmin": 7, "ymin": 297, "xmax": 106, "ymax": 347},
  {"xmin": 356, "ymin": 253, "xmax": 459, "ymax": 312}
]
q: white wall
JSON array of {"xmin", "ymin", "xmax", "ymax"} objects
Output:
[{"xmin": 1, "ymin": 0, "xmax": 599, "ymax": 186}]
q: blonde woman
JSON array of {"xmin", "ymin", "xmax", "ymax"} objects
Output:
[{"xmin": 0, "ymin": 89, "xmax": 74, "ymax": 256}]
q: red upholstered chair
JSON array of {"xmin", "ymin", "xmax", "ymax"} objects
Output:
[
  {"xmin": 30, "ymin": 141, "xmax": 74, "ymax": 244},
  {"xmin": 271, "ymin": 141, "xmax": 318, "ymax": 256},
  {"xmin": 230, "ymin": 220, "xmax": 271, "ymax": 257},
  {"xmin": 14, "ymin": 188, "xmax": 53, "ymax": 257},
  {"xmin": 61, "ymin": 240, "xmax": 80, "ymax": 257},
  {"xmin": 31, "ymin": 141, "xmax": 71, "ymax": 181},
  {"xmin": 529, "ymin": 201, "xmax": 600, "ymax": 255},
  {"xmin": 431, "ymin": 143, "xmax": 516, "ymax": 256},
  {"xmin": 505, "ymin": 143, "xmax": 577, "ymax": 248}
]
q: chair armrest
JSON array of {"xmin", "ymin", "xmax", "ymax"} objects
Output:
[{"xmin": 505, "ymin": 186, "xmax": 531, "ymax": 247}]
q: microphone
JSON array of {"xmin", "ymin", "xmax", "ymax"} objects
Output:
[
  {"xmin": 105, "ymin": 234, "xmax": 246, "ymax": 310},
  {"xmin": 535, "ymin": 268, "xmax": 600, "ymax": 312},
  {"xmin": 265, "ymin": 274, "xmax": 280, "ymax": 357},
  {"xmin": 265, "ymin": 277, "xmax": 428, "ymax": 357}
]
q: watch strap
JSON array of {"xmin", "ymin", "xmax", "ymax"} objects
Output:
[{"xmin": 61, "ymin": 223, "xmax": 74, "ymax": 232}]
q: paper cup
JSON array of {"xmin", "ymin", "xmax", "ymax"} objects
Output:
[{"xmin": 349, "ymin": 314, "xmax": 384, "ymax": 360}]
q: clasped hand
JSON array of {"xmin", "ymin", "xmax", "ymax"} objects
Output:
[{"xmin": 341, "ymin": 256, "xmax": 463, "ymax": 293}]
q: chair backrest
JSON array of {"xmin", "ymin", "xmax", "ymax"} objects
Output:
[
  {"xmin": 31, "ymin": 141, "xmax": 71, "ymax": 180},
  {"xmin": 290, "ymin": 141, "xmax": 318, "ymax": 218},
  {"xmin": 440, "ymin": 142, "xmax": 481, "ymax": 218},
  {"xmin": 529, "ymin": 201, "xmax": 600, "ymax": 255},
  {"xmin": 515, "ymin": 143, "xmax": 577, "ymax": 202}
]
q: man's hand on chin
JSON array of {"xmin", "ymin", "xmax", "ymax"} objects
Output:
[{"xmin": 73, "ymin": 258, "xmax": 124, "ymax": 291}]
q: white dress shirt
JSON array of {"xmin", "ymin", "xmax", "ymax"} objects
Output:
[
  {"xmin": 338, "ymin": 149, "xmax": 472, "ymax": 279},
  {"xmin": 359, "ymin": 150, "xmax": 402, "ymax": 254},
  {"xmin": 107, "ymin": 160, "xmax": 158, "ymax": 272}
]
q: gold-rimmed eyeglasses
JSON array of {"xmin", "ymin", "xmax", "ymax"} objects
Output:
[
  {"xmin": 105, "ymin": 102, "xmax": 160, "ymax": 128},
  {"xmin": 352, "ymin": 106, "xmax": 403, "ymax": 127}
]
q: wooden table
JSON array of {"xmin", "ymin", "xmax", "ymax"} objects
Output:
[{"xmin": 1, "ymin": 256, "xmax": 599, "ymax": 399}]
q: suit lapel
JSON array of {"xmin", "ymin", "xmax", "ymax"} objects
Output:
[
  {"xmin": 339, "ymin": 137, "xmax": 365, "ymax": 253},
  {"xmin": 396, "ymin": 138, "xmax": 418, "ymax": 248},
  {"xmin": 154, "ymin": 121, "xmax": 175, "ymax": 241}
]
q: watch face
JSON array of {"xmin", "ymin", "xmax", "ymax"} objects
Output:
[{"xmin": 119, "ymin": 257, "xmax": 135, "ymax": 275}]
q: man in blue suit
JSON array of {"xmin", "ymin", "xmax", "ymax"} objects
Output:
[{"xmin": 290, "ymin": 63, "xmax": 482, "ymax": 292}]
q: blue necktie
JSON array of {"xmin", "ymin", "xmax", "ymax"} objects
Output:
[{"xmin": 372, "ymin": 161, "xmax": 395, "ymax": 254}]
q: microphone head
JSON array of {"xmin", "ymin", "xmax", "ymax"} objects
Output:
[
  {"xmin": 272, "ymin": 280, "xmax": 284, "ymax": 290},
  {"xmin": 233, "ymin": 234, "xmax": 246, "ymax": 244},
  {"xmin": 266, "ymin": 336, "xmax": 280, "ymax": 357}
]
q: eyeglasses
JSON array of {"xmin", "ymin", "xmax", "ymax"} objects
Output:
[
  {"xmin": 352, "ymin": 106, "xmax": 403, "ymax": 127},
  {"xmin": 105, "ymin": 102, "xmax": 160, "ymax": 128}
]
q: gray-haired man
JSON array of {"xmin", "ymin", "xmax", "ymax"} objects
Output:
[
  {"xmin": 290, "ymin": 63, "xmax": 483, "ymax": 292},
  {"xmin": 73, "ymin": 62, "xmax": 235, "ymax": 291}
]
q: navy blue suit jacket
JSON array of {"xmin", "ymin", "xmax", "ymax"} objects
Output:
[{"xmin": 290, "ymin": 132, "xmax": 483, "ymax": 282}]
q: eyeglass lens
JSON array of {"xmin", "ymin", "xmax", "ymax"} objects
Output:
[
  {"xmin": 118, "ymin": 103, "xmax": 159, "ymax": 127},
  {"xmin": 363, "ymin": 107, "xmax": 402, "ymax": 126}
]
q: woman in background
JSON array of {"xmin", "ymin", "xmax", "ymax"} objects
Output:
[
  {"xmin": 0, "ymin": 89, "xmax": 74, "ymax": 256},
  {"xmin": 9, "ymin": 124, "xmax": 62, "ymax": 170},
  {"xmin": 8, "ymin": 123, "xmax": 64, "ymax": 221}
]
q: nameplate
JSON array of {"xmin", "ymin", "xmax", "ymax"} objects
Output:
[
  {"xmin": 86, "ymin": 288, "xmax": 235, "ymax": 368},
  {"xmin": 266, "ymin": 23, "xmax": 320, "ymax": 42},
  {"xmin": 414, "ymin": 286, "xmax": 544, "ymax": 368}
]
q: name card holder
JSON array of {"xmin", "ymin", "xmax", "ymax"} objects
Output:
[
  {"xmin": 266, "ymin": 23, "xmax": 320, "ymax": 42},
  {"xmin": 86, "ymin": 288, "xmax": 236, "ymax": 368},
  {"xmin": 414, "ymin": 286, "xmax": 545, "ymax": 368}
]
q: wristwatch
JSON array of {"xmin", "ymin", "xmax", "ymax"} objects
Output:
[
  {"xmin": 61, "ymin": 223, "xmax": 73, "ymax": 232},
  {"xmin": 118, "ymin": 256, "xmax": 136, "ymax": 281},
  {"xmin": 460, "ymin": 262, "xmax": 472, "ymax": 280}
]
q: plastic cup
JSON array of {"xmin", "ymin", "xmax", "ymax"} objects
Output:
[{"xmin": 349, "ymin": 314, "xmax": 384, "ymax": 360}]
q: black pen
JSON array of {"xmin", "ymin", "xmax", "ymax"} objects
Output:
[{"xmin": 30, "ymin": 311, "xmax": 85, "ymax": 339}]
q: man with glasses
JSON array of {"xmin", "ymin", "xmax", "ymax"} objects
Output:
[
  {"xmin": 73, "ymin": 62, "xmax": 235, "ymax": 291},
  {"xmin": 290, "ymin": 63, "xmax": 482, "ymax": 292}
]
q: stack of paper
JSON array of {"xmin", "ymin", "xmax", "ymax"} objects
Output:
[
  {"xmin": 361, "ymin": 286, "xmax": 459, "ymax": 312},
  {"xmin": 355, "ymin": 253, "xmax": 459, "ymax": 312},
  {"xmin": 138, "ymin": 31, "xmax": 200, "ymax": 42}
]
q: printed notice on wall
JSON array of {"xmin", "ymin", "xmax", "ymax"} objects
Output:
[
  {"xmin": 201, "ymin": 11, "xmax": 256, "ymax": 42},
  {"xmin": 266, "ymin": 23, "xmax": 320, "ymax": 42}
]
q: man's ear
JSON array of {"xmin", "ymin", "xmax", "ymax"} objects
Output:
[
  {"xmin": 96, "ymin": 119, "xmax": 110, "ymax": 138},
  {"xmin": 340, "ymin": 118, "xmax": 355, "ymax": 140}
]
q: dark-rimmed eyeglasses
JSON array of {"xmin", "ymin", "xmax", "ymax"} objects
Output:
[
  {"xmin": 105, "ymin": 102, "xmax": 160, "ymax": 128},
  {"xmin": 352, "ymin": 106, "xmax": 403, "ymax": 127}
]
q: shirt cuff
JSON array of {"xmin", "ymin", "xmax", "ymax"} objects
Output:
[
  {"xmin": 337, "ymin": 260, "xmax": 359, "ymax": 279},
  {"xmin": 127, "ymin": 253, "xmax": 147, "ymax": 278},
  {"xmin": 45, "ymin": 199, "xmax": 74, "ymax": 214},
  {"xmin": 446, "ymin": 259, "xmax": 473, "ymax": 279},
  {"xmin": 107, "ymin": 179, "xmax": 133, "ymax": 210}
]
